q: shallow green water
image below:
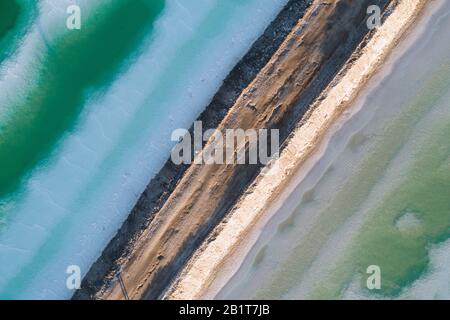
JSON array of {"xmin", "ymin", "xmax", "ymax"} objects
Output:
[
  {"xmin": 0, "ymin": 0, "xmax": 20, "ymax": 39},
  {"xmin": 0, "ymin": 0, "xmax": 165, "ymax": 199},
  {"xmin": 309, "ymin": 62, "xmax": 450, "ymax": 299},
  {"xmin": 219, "ymin": 1, "xmax": 450, "ymax": 300}
]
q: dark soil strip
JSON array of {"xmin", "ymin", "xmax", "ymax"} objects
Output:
[{"xmin": 140, "ymin": 0, "xmax": 392, "ymax": 300}]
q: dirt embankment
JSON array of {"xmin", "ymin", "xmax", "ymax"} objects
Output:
[
  {"xmin": 75, "ymin": 0, "xmax": 391, "ymax": 300},
  {"xmin": 73, "ymin": 0, "xmax": 314, "ymax": 300},
  {"xmin": 167, "ymin": 0, "xmax": 429, "ymax": 300}
]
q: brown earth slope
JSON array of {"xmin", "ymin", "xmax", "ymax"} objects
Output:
[{"xmin": 77, "ymin": 0, "xmax": 392, "ymax": 300}]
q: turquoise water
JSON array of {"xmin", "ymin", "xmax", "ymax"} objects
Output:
[
  {"xmin": 219, "ymin": 1, "xmax": 450, "ymax": 300},
  {"xmin": 0, "ymin": 0, "xmax": 37, "ymax": 64},
  {"xmin": 0, "ymin": 0, "xmax": 288, "ymax": 299},
  {"xmin": 0, "ymin": 0, "xmax": 165, "ymax": 198}
]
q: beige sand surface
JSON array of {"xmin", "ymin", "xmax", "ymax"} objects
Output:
[{"xmin": 101, "ymin": 0, "xmax": 385, "ymax": 300}]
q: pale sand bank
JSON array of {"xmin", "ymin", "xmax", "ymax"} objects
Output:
[{"xmin": 166, "ymin": 0, "xmax": 432, "ymax": 300}]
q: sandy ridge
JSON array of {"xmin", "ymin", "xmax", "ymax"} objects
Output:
[
  {"xmin": 73, "ymin": 0, "xmax": 314, "ymax": 300},
  {"xmin": 165, "ymin": 0, "xmax": 428, "ymax": 300},
  {"xmin": 101, "ymin": 0, "xmax": 386, "ymax": 300}
]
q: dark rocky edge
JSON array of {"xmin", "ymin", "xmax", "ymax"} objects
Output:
[{"xmin": 73, "ymin": 0, "xmax": 315, "ymax": 300}]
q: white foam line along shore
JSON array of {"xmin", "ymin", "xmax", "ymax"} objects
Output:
[
  {"xmin": 0, "ymin": 0, "xmax": 289, "ymax": 299},
  {"xmin": 166, "ymin": 0, "xmax": 430, "ymax": 300}
]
